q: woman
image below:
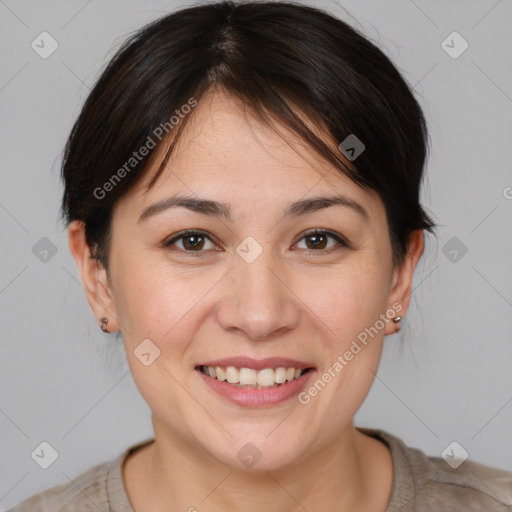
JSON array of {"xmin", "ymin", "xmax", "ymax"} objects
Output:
[{"xmin": 9, "ymin": 1, "xmax": 512, "ymax": 511}]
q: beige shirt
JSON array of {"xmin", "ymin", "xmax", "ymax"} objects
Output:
[{"xmin": 8, "ymin": 428, "xmax": 512, "ymax": 511}]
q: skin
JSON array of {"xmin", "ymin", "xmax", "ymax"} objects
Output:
[{"xmin": 69, "ymin": 89, "xmax": 424, "ymax": 511}]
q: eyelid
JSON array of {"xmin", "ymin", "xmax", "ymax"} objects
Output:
[
  {"xmin": 163, "ymin": 228, "xmax": 349, "ymax": 255},
  {"xmin": 164, "ymin": 229, "xmax": 218, "ymax": 252},
  {"xmin": 297, "ymin": 228, "xmax": 349, "ymax": 247},
  {"xmin": 293, "ymin": 229, "xmax": 349, "ymax": 254}
]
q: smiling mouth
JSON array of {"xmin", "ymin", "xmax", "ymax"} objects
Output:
[{"xmin": 196, "ymin": 365, "xmax": 314, "ymax": 389}]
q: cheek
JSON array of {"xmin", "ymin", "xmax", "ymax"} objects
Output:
[
  {"xmin": 296, "ymin": 258, "xmax": 391, "ymax": 347},
  {"xmin": 109, "ymin": 250, "xmax": 168, "ymax": 340},
  {"xmin": 112, "ymin": 252, "xmax": 220, "ymax": 352},
  {"xmin": 296, "ymin": 264, "xmax": 390, "ymax": 426}
]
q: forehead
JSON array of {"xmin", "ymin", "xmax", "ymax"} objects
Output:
[{"xmin": 115, "ymin": 90, "xmax": 383, "ymax": 222}]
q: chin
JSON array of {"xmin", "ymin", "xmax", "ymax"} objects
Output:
[{"xmin": 206, "ymin": 432, "xmax": 307, "ymax": 472}]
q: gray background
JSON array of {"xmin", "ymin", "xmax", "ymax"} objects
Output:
[{"xmin": 1, "ymin": 0, "xmax": 511, "ymax": 508}]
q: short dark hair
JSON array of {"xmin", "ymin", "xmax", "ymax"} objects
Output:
[{"xmin": 60, "ymin": 0, "xmax": 436, "ymax": 272}]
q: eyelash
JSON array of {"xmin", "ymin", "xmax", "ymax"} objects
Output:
[{"xmin": 163, "ymin": 229, "xmax": 349, "ymax": 257}]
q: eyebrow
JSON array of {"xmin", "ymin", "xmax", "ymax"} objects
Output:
[{"xmin": 138, "ymin": 193, "xmax": 369, "ymax": 223}]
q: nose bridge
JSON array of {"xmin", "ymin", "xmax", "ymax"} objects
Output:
[{"xmin": 216, "ymin": 238, "xmax": 300, "ymax": 340}]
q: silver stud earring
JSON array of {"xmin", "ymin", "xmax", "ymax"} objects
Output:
[
  {"xmin": 392, "ymin": 316, "xmax": 402, "ymax": 323},
  {"xmin": 100, "ymin": 317, "xmax": 109, "ymax": 333}
]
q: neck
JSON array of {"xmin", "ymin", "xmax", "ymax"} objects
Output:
[{"xmin": 124, "ymin": 418, "xmax": 393, "ymax": 512}]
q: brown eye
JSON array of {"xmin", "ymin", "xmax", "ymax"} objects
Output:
[
  {"xmin": 181, "ymin": 233, "xmax": 205, "ymax": 250},
  {"xmin": 164, "ymin": 230, "xmax": 216, "ymax": 254},
  {"xmin": 164, "ymin": 228, "xmax": 348, "ymax": 258},
  {"xmin": 295, "ymin": 229, "xmax": 348, "ymax": 253},
  {"xmin": 305, "ymin": 233, "xmax": 328, "ymax": 250}
]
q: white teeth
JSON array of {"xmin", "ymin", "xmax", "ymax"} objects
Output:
[
  {"xmin": 257, "ymin": 368, "xmax": 275, "ymax": 387},
  {"xmin": 226, "ymin": 366, "xmax": 239, "ymax": 384},
  {"xmin": 239, "ymin": 367, "xmax": 257, "ymax": 385},
  {"xmin": 216, "ymin": 366, "xmax": 226, "ymax": 381},
  {"xmin": 274, "ymin": 367, "xmax": 287, "ymax": 384},
  {"xmin": 200, "ymin": 365, "xmax": 309, "ymax": 387}
]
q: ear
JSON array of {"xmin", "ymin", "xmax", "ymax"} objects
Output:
[
  {"xmin": 67, "ymin": 220, "xmax": 120, "ymax": 332},
  {"xmin": 384, "ymin": 229, "xmax": 425, "ymax": 335}
]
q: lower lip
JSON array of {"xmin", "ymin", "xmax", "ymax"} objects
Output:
[{"xmin": 195, "ymin": 368, "xmax": 316, "ymax": 407}]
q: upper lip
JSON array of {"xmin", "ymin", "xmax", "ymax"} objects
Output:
[{"xmin": 196, "ymin": 357, "xmax": 315, "ymax": 371}]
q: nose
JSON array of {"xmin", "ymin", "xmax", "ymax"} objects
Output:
[{"xmin": 216, "ymin": 252, "xmax": 301, "ymax": 341}]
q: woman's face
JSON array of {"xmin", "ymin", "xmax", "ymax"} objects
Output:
[{"xmin": 72, "ymin": 90, "xmax": 423, "ymax": 470}]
